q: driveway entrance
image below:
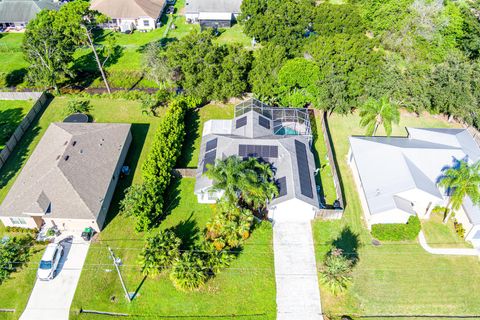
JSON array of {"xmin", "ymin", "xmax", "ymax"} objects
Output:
[
  {"xmin": 273, "ymin": 221, "xmax": 323, "ymax": 320},
  {"xmin": 20, "ymin": 234, "xmax": 90, "ymax": 320}
]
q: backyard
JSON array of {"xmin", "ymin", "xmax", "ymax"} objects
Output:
[
  {"xmin": 0, "ymin": 99, "xmax": 34, "ymax": 150},
  {"xmin": 313, "ymin": 110, "xmax": 480, "ymax": 318}
]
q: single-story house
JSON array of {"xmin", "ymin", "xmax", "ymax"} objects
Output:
[
  {"xmin": 0, "ymin": 0, "xmax": 60, "ymax": 29},
  {"xmin": 194, "ymin": 99, "xmax": 320, "ymax": 222},
  {"xmin": 0, "ymin": 123, "xmax": 132, "ymax": 233},
  {"xmin": 348, "ymin": 127, "xmax": 480, "ymax": 245},
  {"xmin": 90, "ymin": 0, "xmax": 166, "ymax": 31},
  {"xmin": 185, "ymin": 0, "xmax": 242, "ymax": 28}
]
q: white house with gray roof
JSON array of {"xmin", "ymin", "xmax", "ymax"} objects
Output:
[
  {"xmin": 194, "ymin": 99, "xmax": 320, "ymax": 222},
  {"xmin": 0, "ymin": 123, "xmax": 132, "ymax": 232},
  {"xmin": 185, "ymin": 0, "xmax": 242, "ymax": 28},
  {"xmin": 349, "ymin": 127, "xmax": 480, "ymax": 246},
  {"xmin": 0, "ymin": 0, "xmax": 60, "ymax": 29}
]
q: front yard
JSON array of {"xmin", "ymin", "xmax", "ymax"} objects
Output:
[{"xmin": 313, "ymin": 110, "xmax": 480, "ymax": 318}]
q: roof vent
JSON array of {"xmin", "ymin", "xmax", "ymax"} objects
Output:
[
  {"xmin": 72, "ymin": 141, "xmax": 77, "ymax": 146},
  {"xmin": 375, "ymin": 188, "xmax": 380, "ymax": 196},
  {"xmin": 64, "ymin": 155, "xmax": 70, "ymax": 161},
  {"xmin": 56, "ymin": 155, "xmax": 61, "ymax": 160},
  {"xmin": 64, "ymin": 141, "xmax": 68, "ymax": 146}
]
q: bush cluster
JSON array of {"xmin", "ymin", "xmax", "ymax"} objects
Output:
[
  {"xmin": 453, "ymin": 219, "xmax": 466, "ymax": 238},
  {"xmin": 371, "ymin": 216, "xmax": 421, "ymax": 241},
  {"xmin": 121, "ymin": 97, "xmax": 195, "ymax": 231},
  {"xmin": 5, "ymin": 226, "xmax": 38, "ymax": 234}
]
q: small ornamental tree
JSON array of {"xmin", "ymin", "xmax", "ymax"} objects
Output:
[
  {"xmin": 139, "ymin": 229, "xmax": 181, "ymax": 277},
  {"xmin": 66, "ymin": 99, "xmax": 92, "ymax": 114},
  {"xmin": 319, "ymin": 248, "xmax": 353, "ymax": 295},
  {"xmin": 0, "ymin": 236, "xmax": 34, "ymax": 284},
  {"xmin": 169, "ymin": 252, "xmax": 207, "ymax": 291}
]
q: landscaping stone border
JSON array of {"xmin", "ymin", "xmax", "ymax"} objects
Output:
[{"xmin": 0, "ymin": 91, "xmax": 48, "ymax": 170}]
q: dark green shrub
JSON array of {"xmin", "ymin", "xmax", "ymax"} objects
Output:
[
  {"xmin": 139, "ymin": 229, "xmax": 181, "ymax": 276},
  {"xmin": 0, "ymin": 236, "xmax": 34, "ymax": 284},
  {"xmin": 66, "ymin": 99, "xmax": 92, "ymax": 114},
  {"xmin": 169, "ymin": 252, "xmax": 207, "ymax": 291},
  {"xmin": 371, "ymin": 216, "xmax": 421, "ymax": 241}
]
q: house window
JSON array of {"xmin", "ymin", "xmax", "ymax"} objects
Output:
[
  {"xmin": 207, "ymin": 191, "xmax": 217, "ymax": 201},
  {"xmin": 10, "ymin": 217, "xmax": 27, "ymax": 225},
  {"xmin": 143, "ymin": 20, "xmax": 150, "ymax": 27}
]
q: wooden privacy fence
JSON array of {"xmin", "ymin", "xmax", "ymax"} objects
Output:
[
  {"xmin": 0, "ymin": 91, "xmax": 48, "ymax": 170},
  {"xmin": 316, "ymin": 110, "xmax": 345, "ymax": 218}
]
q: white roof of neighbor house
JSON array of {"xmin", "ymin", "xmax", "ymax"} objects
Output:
[
  {"xmin": 90, "ymin": 0, "xmax": 165, "ymax": 20},
  {"xmin": 349, "ymin": 127, "xmax": 480, "ymax": 223},
  {"xmin": 0, "ymin": 123, "xmax": 131, "ymax": 221},
  {"xmin": 185, "ymin": 0, "xmax": 242, "ymax": 14},
  {"xmin": 194, "ymin": 100, "xmax": 319, "ymax": 211},
  {"xmin": 198, "ymin": 12, "xmax": 232, "ymax": 20}
]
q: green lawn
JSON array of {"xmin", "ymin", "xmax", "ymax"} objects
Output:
[
  {"xmin": 70, "ymin": 178, "xmax": 276, "ymax": 319},
  {"xmin": 177, "ymin": 102, "xmax": 234, "ymax": 168},
  {"xmin": 312, "ymin": 110, "xmax": 480, "ymax": 319},
  {"xmin": 422, "ymin": 213, "xmax": 472, "ymax": 249},
  {"xmin": 0, "ymin": 33, "xmax": 28, "ymax": 87},
  {"xmin": 0, "ymin": 100, "xmax": 34, "ymax": 149},
  {"xmin": 215, "ymin": 24, "xmax": 253, "ymax": 48}
]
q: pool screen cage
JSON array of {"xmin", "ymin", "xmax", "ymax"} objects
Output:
[{"xmin": 235, "ymin": 98, "xmax": 313, "ymax": 144}]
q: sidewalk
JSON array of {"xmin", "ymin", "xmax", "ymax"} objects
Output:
[{"xmin": 418, "ymin": 231, "xmax": 480, "ymax": 256}]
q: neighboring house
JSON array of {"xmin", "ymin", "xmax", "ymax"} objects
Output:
[
  {"xmin": 348, "ymin": 127, "xmax": 480, "ymax": 245},
  {"xmin": 0, "ymin": 0, "xmax": 60, "ymax": 29},
  {"xmin": 185, "ymin": 0, "xmax": 242, "ymax": 28},
  {"xmin": 0, "ymin": 123, "xmax": 132, "ymax": 232},
  {"xmin": 90, "ymin": 0, "xmax": 166, "ymax": 31},
  {"xmin": 194, "ymin": 99, "xmax": 320, "ymax": 222}
]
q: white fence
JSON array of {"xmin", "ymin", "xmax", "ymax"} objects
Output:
[{"xmin": 0, "ymin": 92, "xmax": 48, "ymax": 170}]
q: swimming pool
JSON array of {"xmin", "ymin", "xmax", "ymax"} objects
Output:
[{"xmin": 275, "ymin": 127, "xmax": 299, "ymax": 135}]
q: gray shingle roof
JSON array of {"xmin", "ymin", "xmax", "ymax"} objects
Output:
[
  {"xmin": 0, "ymin": 0, "xmax": 59, "ymax": 23},
  {"xmin": 0, "ymin": 123, "xmax": 131, "ymax": 220},
  {"xmin": 349, "ymin": 127, "xmax": 480, "ymax": 223},
  {"xmin": 194, "ymin": 108, "xmax": 319, "ymax": 210},
  {"xmin": 185, "ymin": 0, "xmax": 242, "ymax": 14}
]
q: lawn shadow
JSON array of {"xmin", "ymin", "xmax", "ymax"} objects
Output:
[
  {"xmin": 176, "ymin": 109, "xmax": 199, "ymax": 168},
  {"xmin": 5, "ymin": 68, "xmax": 27, "ymax": 87},
  {"xmin": 0, "ymin": 107, "xmax": 25, "ymax": 146},
  {"xmin": 171, "ymin": 212, "xmax": 200, "ymax": 250},
  {"xmin": 331, "ymin": 227, "xmax": 360, "ymax": 265},
  {"xmin": 0, "ymin": 96, "xmax": 52, "ymax": 191},
  {"xmin": 102, "ymin": 123, "xmax": 150, "ymax": 228},
  {"xmin": 309, "ymin": 111, "xmax": 327, "ymax": 207},
  {"xmin": 130, "ymin": 275, "xmax": 147, "ymax": 301}
]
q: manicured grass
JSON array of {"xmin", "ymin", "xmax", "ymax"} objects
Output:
[
  {"xmin": 312, "ymin": 110, "xmax": 480, "ymax": 318},
  {"xmin": 0, "ymin": 33, "xmax": 28, "ymax": 87},
  {"xmin": 0, "ymin": 100, "xmax": 34, "ymax": 149},
  {"xmin": 422, "ymin": 213, "xmax": 472, "ymax": 249},
  {"xmin": 177, "ymin": 102, "xmax": 234, "ymax": 168},
  {"xmin": 70, "ymin": 178, "xmax": 276, "ymax": 319},
  {"xmin": 215, "ymin": 24, "xmax": 253, "ymax": 48}
]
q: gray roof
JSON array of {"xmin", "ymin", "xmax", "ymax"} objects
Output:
[
  {"xmin": 194, "ymin": 107, "xmax": 319, "ymax": 210},
  {"xmin": 0, "ymin": 123, "xmax": 131, "ymax": 220},
  {"xmin": 0, "ymin": 0, "xmax": 60, "ymax": 23},
  {"xmin": 185, "ymin": 0, "xmax": 242, "ymax": 14},
  {"xmin": 349, "ymin": 127, "xmax": 480, "ymax": 223}
]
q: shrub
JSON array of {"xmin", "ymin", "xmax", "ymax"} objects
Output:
[
  {"xmin": 0, "ymin": 236, "xmax": 34, "ymax": 284},
  {"xmin": 139, "ymin": 229, "xmax": 181, "ymax": 276},
  {"xmin": 66, "ymin": 99, "xmax": 92, "ymax": 114},
  {"xmin": 319, "ymin": 248, "xmax": 353, "ymax": 295},
  {"xmin": 453, "ymin": 219, "xmax": 465, "ymax": 238},
  {"xmin": 371, "ymin": 216, "xmax": 421, "ymax": 241},
  {"xmin": 169, "ymin": 252, "xmax": 207, "ymax": 291}
]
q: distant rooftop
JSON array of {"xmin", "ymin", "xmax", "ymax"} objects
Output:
[
  {"xmin": 185, "ymin": 0, "xmax": 242, "ymax": 14},
  {"xmin": 0, "ymin": 0, "xmax": 60, "ymax": 23}
]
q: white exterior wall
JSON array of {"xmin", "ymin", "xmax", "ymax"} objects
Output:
[
  {"xmin": 466, "ymin": 225, "xmax": 480, "ymax": 242},
  {"xmin": 348, "ymin": 151, "xmax": 374, "ymax": 229},
  {"xmin": 268, "ymin": 198, "xmax": 316, "ymax": 223},
  {"xmin": 136, "ymin": 17, "xmax": 157, "ymax": 30},
  {"xmin": 396, "ymin": 189, "xmax": 444, "ymax": 219},
  {"xmin": 0, "ymin": 216, "xmax": 38, "ymax": 229},
  {"xmin": 455, "ymin": 206, "xmax": 474, "ymax": 239},
  {"xmin": 185, "ymin": 13, "xmax": 199, "ymax": 22},
  {"xmin": 196, "ymin": 188, "xmax": 224, "ymax": 204},
  {"xmin": 369, "ymin": 209, "xmax": 412, "ymax": 225}
]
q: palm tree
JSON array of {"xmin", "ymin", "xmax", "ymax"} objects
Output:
[
  {"xmin": 438, "ymin": 159, "xmax": 480, "ymax": 223},
  {"xmin": 359, "ymin": 96, "xmax": 400, "ymax": 136}
]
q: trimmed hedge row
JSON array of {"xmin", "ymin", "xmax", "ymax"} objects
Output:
[{"xmin": 371, "ymin": 216, "xmax": 421, "ymax": 241}]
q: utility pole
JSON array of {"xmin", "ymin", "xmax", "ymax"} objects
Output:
[{"xmin": 107, "ymin": 246, "xmax": 131, "ymax": 302}]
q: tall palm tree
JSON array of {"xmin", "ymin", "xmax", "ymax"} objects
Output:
[
  {"xmin": 438, "ymin": 160, "xmax": 480, "ymax": 223},
  {"xmin": 359, "ymin": 96, "xmax": 400, "ymax": 136}
]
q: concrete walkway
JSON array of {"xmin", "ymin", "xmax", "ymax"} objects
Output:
[
  {"xmin": 273, "ymin": 221, "xmax": 323, "ymax": 320},
  {"xmin": 20, "ymin": 235, "xmax": 90, "ymax": 320},
  {"xmin": 418, "ymin": 231, "xmax": 480, "ymax": 256}
]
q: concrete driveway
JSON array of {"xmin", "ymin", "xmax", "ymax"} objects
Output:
[
  {"xmin": 273, "ymin": 221, "xmax": 323, "ymax": 320},
  {"xmin": 20, "ymin": 235, "xmax": 90, "ymax": 320}
]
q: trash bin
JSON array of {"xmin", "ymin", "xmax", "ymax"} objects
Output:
[{"xmin": 81, "ymin": 227, "xmax": 94, "ymax": 241}]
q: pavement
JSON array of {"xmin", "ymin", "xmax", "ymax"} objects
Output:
[
  {"xmin": 19, "ymin": 234, "xmax": 90, "ymax": 320},
  {"xmin": 418, "ymin": 231, "xmax": 480, "ymax": 256},
  {"xmin": 273, "ymin": 221, "xmax": 323, "ymax": 320}
]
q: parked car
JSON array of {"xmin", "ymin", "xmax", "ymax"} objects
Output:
[
  {"xmin": 37, "ymin": 243, "xmax": 63, "ymax": 281},
  {"xmin": 166, "ymin": 5, "xmax": 175, "ymax": 14}
]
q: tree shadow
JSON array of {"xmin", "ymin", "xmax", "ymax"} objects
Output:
[
  {"xmin": 5, "ymin": 68, "xmax": 27, "ymax": 87},
  {"xmin": 102, "ymin": 123, "xmax": 150, "ymax": 228},
  {"xmin": 0, "ymin": 96, "xmax": 52, "ymax": 190},
  {"xmin": 176, "ymin": 109, "xmax": 199, "ymax": 168},
  {"xmin": 331, "ymin": 227, "xmax": 360, "ymax": 265},
  {"xmin": 171, "ymin": 213, "xmax": 200, "ymax": 250},
  {"xmin": 0, "ymin": 107, "xmax": 24, "ymax": 146}
]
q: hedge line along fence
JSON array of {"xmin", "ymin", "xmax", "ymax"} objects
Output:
[{"xmin": 0, "ymin": 91, "xmax": 48, "ymax": 170}]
